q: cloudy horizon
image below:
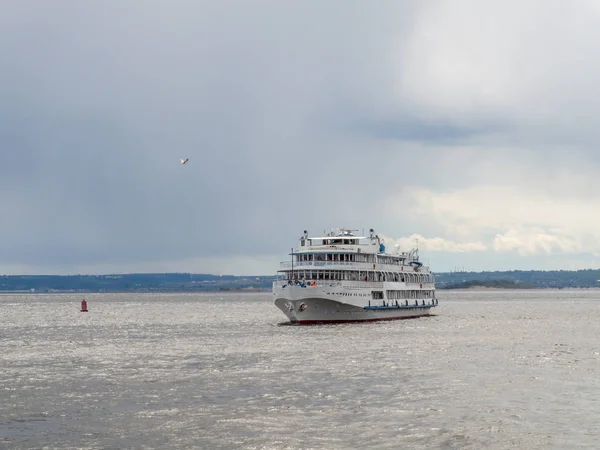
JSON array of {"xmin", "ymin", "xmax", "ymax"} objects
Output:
[{"xmin": 2, "ymin": 1, "xmax": 600, "ymax": 276}]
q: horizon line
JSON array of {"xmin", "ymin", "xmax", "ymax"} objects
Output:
[{"xmin": 1, "ymin": 268, "xmax": 600, "ymax": 277}]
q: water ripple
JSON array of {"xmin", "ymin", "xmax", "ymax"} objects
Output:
[{"xmin": 1, "ymin": 290, "xmax": 600, "ymax": 449}]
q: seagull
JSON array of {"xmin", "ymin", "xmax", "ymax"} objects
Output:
[{"xmin": 180, "ymin": 158, "xmax": 189, "ymax": 165}]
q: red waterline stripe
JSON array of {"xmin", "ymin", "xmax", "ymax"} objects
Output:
[{"xmin": 295, "ymin": 314, "xmax": 432, "ymax": 325}]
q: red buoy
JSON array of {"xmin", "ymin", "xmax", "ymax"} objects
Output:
[{"xmin": 80, "ymin": 299, "xmax": 88, "ymax": 312}]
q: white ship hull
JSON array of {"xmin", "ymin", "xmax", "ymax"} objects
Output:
[
  {"xmin": 273, "ymin": 227, "xmax": 438, "ymax": 325},
  {"xmin": 274, "ymin": 284, "xmax": 437, "ymax": 325}
]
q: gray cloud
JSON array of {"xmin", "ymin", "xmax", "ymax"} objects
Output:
[{"xmin": 2, "ymin": 1, "xmax": 600, "ymax": 274}]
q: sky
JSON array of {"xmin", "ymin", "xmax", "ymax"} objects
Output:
[{"xmin": 2, "ymin": 0, "xmax": 600, "ymax": 275}]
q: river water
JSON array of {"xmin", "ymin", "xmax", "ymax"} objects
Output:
[{"xmin": 1, "ymin": 289, "xmax": 600, "ymax": 449}]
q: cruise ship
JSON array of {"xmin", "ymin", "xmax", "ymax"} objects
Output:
[{"xmin": 273, "ymin": 228, "xmax": 438, "ymax": 324}]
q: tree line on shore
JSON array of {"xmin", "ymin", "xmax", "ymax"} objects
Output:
[{"xmin": 1, "ymin": 269, "xmax": 598, "ymax": 292}]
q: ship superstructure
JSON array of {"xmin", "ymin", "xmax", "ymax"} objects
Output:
[{"xmin": 273, "ymin": 228, "xmax": 438, "ymax": 324}]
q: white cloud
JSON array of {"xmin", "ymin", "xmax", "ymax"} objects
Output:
[
  {"xmin": 387, "ymin": 182, "xmax": 600, "ymax": 257},
  {"xmin": 381, "ymin": 234, "xmax": 487, "ymax": 253},
  {"xmin": 493, "ymin": 227, "xmax": 581, "ymax": 255},
  {"xmin": 396, "ymin": 0, "xmax": 600, "ymax": 129}
]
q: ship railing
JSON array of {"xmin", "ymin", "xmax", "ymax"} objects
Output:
[
  {"xmin": 303, "ymin": 245, "xmax": 364, "ymax": 252},
  {"xmin": 272, "ymin": 280, "xmax": 385, "ymax": 289},
  {"xmin": 278, "ymin": 261, "xmax": 416, "ymax": 271},
  {"xmin": 342, "ymin": 281, "xmax": 384, "ymax": 289},
  {"xmin": 279, "ymin": 261, "xmax": 355, "ymax": 268},
  {"xmin": 405, "ymin": 282, "xmax": 436, "ymax": 289},
  {"xmin": 273, "ymin": 280, "xmax": 434, "ymax": 289}
]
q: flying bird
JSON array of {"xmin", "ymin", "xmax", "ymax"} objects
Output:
[{"xmin": 180, "ymin": 158, "xmax": 189, "ymax": 165}]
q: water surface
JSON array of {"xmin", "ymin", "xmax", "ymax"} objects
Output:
[{"xmin": 1, "ymin": 290, "xmax": 600, "ymax": 449}]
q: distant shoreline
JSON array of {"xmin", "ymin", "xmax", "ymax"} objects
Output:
[
  {"xmin": 443, "ymin": 286, "xmax": 600, "ymax": 291},
  {"xmin": 1, "ymin": 270, "xmax": 599, "ymax": 292},
  {"xmin": 2, "ymin": 286, "xmax": 600, "ymax": 295}
]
